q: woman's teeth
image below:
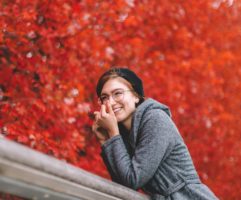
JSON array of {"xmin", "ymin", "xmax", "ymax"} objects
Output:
[{"xmin": 113, "ymin": 108, "xmax": 122, "ymax": 113}]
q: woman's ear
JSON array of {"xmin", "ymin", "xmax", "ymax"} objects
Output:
[{"xmin": 135, "ymin": 97, "xmax": 140, "ymax": 108}]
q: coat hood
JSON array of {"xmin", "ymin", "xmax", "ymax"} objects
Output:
[
  {"xmin": 128, "ymin": 98, "xmax": 172, "ymax": 149},
  {"xmin": 135, "ymin": 98, "xmax": 171, "ymax": 118}
]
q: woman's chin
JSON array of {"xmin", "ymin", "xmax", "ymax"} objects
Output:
[
  {"xmin": 116, "ymin": 115, "xmax": 124, "ymax": 122},
  {"xmin": 116, "ymin": 117, "xmax": 122, "ymax": 122},
  {"xmin": 114, "ymin": 111, "xmax": 122, "ymax": 118}
]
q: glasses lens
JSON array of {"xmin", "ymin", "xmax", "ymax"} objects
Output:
[
  {"xmin": 98, "ymin": 90, "xmax": 128, "ymax": 104},
  {"xmin": 113, "ymin": 90, "xmax": 124, "ymax": 102}
]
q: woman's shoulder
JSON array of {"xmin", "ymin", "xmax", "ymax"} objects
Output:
[
  {"xmin": 137, "ymin": 101, "xmax": 180, "ymax": 136},
  {"xmin": 141, "ymin": 108, "xmax": 173, "ymax": 128}
]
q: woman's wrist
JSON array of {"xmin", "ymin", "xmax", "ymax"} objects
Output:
[{"xmin": 108, "ymin": 127, "xmax": 119, "ymax": 138}]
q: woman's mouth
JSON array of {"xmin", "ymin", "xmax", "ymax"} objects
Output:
[{"xmin": 113, "ymin": 107, "xmax": 122, "ymax": 113}]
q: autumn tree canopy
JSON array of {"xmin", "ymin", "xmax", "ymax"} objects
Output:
[{"xmin": 0, "ymin": 0, "xmax": 240, "ymax": 199}]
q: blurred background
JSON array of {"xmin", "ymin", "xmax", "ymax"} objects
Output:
[{"xmin": 0, "ymin": 0, "xmax": 240, "ymax": 199}]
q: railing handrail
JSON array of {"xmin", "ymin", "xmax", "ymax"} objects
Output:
[{"xmin": 0, "ymin": 137, "xmax": 150, "ymax": 200}]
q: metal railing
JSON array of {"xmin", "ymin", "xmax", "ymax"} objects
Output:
[{"xmin": 0, "ymin": 137, "xmax": 150, "ymax": 200}]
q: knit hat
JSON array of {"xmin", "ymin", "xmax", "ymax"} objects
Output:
[{"xmin": 96, "ymin": 68, "xmax": 144, "ymax": 99}]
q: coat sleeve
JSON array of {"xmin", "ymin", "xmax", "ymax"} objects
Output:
[{"xmin": 101, "ymin": 109, "xmax": 177, "ymax": 190}]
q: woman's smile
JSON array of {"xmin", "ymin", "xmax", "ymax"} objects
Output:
[{"xmin": 113, "ymin": 107, "xmax": 122, "ymax": 114}]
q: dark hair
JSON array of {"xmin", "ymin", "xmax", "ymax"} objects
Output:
[{"xmin": 96, "ymin": 68, "xmax": 145, "ymax": 106}]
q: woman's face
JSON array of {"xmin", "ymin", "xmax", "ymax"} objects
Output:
[{"xmin": 100, "ymin": 77, "xmax": 139, "ymax": 128}]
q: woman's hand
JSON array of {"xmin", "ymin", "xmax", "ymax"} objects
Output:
[
  {"xmin": 92, "ymin": 122, "xmax": 109, "ymax": 145},
  {"xmin": 93, "ymin": 102, "xmax": 119, "ymax": 139}
]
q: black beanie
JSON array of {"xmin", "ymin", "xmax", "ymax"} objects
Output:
[{"xmin": 96, "ymin": 68, "xmax": 144, "ymax": 99}]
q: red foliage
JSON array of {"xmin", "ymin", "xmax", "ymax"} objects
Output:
[{"xmin": 0, "ymin": 0, "xmax": 240, "ymax": 199}]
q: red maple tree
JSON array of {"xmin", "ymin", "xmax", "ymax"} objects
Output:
[{"xmin": 0, "ymin": 0, "xmax": 240, "ymax": 199}]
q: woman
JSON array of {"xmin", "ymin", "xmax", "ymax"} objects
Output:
[{"xmin": 92, "ymin": 68, "xmax": 218, "ymax": 200}]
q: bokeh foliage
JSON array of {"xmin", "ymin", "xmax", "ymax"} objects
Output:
[{"xmin": 0, "ymin": 0, "xmax": 240, "ymax": 199}]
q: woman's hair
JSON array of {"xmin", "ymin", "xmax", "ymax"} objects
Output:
[{"xmin": 96, "ymin": 68, "xmax": 145, "ymax": 106}]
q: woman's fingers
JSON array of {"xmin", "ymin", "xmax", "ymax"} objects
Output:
[
  {"xmin": 106, "ymin": 102, "xmax": 114, "ymax": 115},
  {"xmin": 92, "ymin": 123, "xmax": 98, "ymax": 132},
  {"xmin": 93, "ymin": 111, "xmax": 99, "ymax": 117},
  {"xmin": 93, "ymin": 111, "xmax": 100, "ymax": 122},
  {"xmin": 100, "ymin": 104, "xmax": 107, "ymax": 118},
  {"xmin": 95, "ymin": 130, "xmax": 105, "ymax": 140},
  {"xmin": 94, "ymin": 102, "xmax": 117, "ymax": 135},
  {"xmin": 92, "ymin": 123, "xmax": 108, "ymax": 142}
]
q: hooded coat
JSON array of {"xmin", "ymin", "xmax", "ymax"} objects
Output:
[{"xmin": 101, "ymin": 98, "xmax": 218, "ymax": 200}]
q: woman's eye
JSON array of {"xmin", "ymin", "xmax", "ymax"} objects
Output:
[
  {"xmin": 114, "ymin": 91, "xmax": 123, "ymax": 96},
  {"xmin": 101, "ymin": 96, "xmax": 108, "ymax": 101}
]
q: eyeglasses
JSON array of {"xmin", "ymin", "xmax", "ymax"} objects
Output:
[{"xmin": 98, "ymin": 89, "xmax": 133, "ymax": 105}]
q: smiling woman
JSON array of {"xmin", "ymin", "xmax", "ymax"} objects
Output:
[{"xmin": 92, "ymin": 68, "xmax": 219, "ymax": 200}]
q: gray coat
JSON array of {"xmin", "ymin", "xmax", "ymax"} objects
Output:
[{"xmin": 101, "ymin": 98, "xmax": 219, "ymax": 200}]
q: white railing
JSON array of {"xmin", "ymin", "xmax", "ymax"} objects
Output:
[{"xmin": 0, "ymin": 137, "xmax": 150, "ymax": 200}]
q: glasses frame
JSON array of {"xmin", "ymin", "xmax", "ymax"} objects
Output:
[{"xmin": 98, "ymin": 89, "xmax": 133, "ymax": 105}]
